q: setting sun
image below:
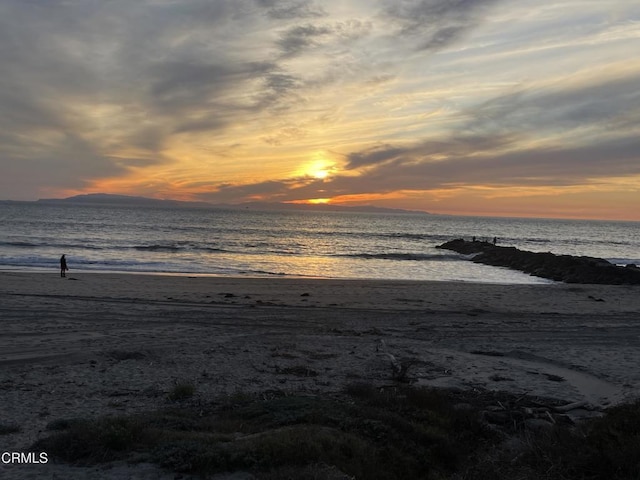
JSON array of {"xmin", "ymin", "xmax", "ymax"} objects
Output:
[
  {"xmin": 311, "ymin": 169, "xmax": 330, "ymax": 180},
  {"xmin": 299, "ymin": 155, "xmax": 337, "ymax": 180}
]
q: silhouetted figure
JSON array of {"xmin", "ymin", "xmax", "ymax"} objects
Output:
[
  {"xmin": 472, "ymin": 236, "xmax": 476, "ymax": 242},
  {"xmin": 493, "ymin": 237, "xmax": 497, "ymax": 245},
  {"xmin": 60, "ymin": 255, "xmax": 68, "ymax": 277}
]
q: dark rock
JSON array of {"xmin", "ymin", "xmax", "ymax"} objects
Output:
[{"xmin": 436, "ymin": 239, "xmax": 640, "ymax": 284}]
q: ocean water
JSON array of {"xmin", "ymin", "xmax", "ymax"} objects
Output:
[{"xmin": 1, "ymin": 202, "xmax": 639, "ymax": 284}]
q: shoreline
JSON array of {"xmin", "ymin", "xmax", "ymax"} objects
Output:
[
  {"xmin": 0, "ymin": 264, "xmax": 555, "ymax": 285},
  {"xmin": 0, "ymin": 266, "xmax": 555, "ymax": 282},
  {"xmin": 0, "ymin": 270, "xmax": 614, "ymax": 314},
  {"xmin": 1, "ymin": 272, "xmax": 639, "ymax": 477}
]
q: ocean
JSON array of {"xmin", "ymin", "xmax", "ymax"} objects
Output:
[{"xmin": 1, "ymin": 202, "xmax": 639, "ymax": 284}]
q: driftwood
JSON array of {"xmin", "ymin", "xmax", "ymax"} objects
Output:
[
  {"xmin": 478, "ymin": 396, "xmax": 601, "ymax": 434},
  {"xmin": 554, "ymin": 400, "xmax": 589, "ymax": 413}
]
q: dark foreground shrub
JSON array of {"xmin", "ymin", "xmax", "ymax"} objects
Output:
[
  {"xmin": 0, "ymin": 422, "xmax": 20, "ymax": 435},
  {"xmin": 167, "ymin": 382, "xmax": 196, "ymax": 402},
  {"xmin": 33, "ymin": 385, "xmax": 492, "ymax": 479},
  {"xmin": 465, "ymin": 399, "xmax": 640, "ymax": 480},
  {"xmin": 33, "ymin": 415, "xmax": 152, "ymax": 463},
  {"xmin": 32, "ymin": 386, "xmax": 640, "ymax": 480}
]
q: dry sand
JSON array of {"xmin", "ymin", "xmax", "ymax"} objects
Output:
[{"xmin": 1, "ymin": 271, "xmax": 639, "ymax": 478}]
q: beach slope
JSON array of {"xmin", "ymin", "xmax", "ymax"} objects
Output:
[{"xmin": 1, "ymin": 272, "xmax": 639, "ymax": 477}]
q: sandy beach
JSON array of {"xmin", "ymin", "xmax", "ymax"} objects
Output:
[{"xmin": 1, "ymin": 271, "xmax": 640, "ymax": 478}]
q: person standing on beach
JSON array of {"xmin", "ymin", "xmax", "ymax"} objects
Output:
[{"xmin": 60, "ymin": 255, "xmax": 68, "ymax": 277}]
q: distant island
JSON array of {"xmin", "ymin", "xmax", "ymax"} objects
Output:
[
  {"xmin": 35, "ymin": 193, "xmax": 430, "ymax": 215},
  {"xmin": 37, "ymin": 193, "xmax": 212, "ymax": 208}
]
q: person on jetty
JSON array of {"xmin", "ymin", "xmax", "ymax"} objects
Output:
[{"xmin": 60, "ymin": 254, "xmax": 68, "ymax": 277}]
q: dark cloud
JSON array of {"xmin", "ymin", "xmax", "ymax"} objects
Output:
[
  {"xmin": 147, "ymin": 60, "xmax": 276, "ymax": 116},
  {"xmin": 345, "ymin": 135, "xmax": 516, "ymax": 170},
  {"xmin": 332, "ymin": 71, "xmax": 640, "ymax": 196},
  {"xmin": 326, "ymin": 71, "xmax": 638, "ymax": 193},
  {"xmin": 0, "ymin": 0, "xmax": 285, "ymax": 165},
  {"xmin": 346, "ymin": 135, "xmax": 640, "ymax": 193},
  {"xmin": 381, "ymin": 0, "xmax": 500, "ymax": 50},
  {"xmin": 0, "ymin": 0, "xmax": 294, "ymax": 197},
  {"xmin": 255, "ymin": 72, "xmax": 302, "ymax": 111},
  {"xmin": 0, "ymin": 0, "xmax": 332, "ymax": 157},
  {"xmin": 274, "ymin": 19, "xmax": 372, "ymax": 59},
  {"xmin": 0, "ymin": 131, "xmax": 137, "ymax": 195},
  {"xmin": 255, "ymin": 0, "xmax": 325, "ymax": 20},
  {"xmin": 345, "ymin": 144, "xmax": 409, "ymax": 169},
  {"xmin": 277, "ymin": 24, "xmax": 333, "ymax": 57},
  {"xmin": 465, "ymin": 74, "xmax": 640, "ymax": 135},
  {"xmin": 0, "ymin": 88, "xmax": 63, "ymax": 136}
]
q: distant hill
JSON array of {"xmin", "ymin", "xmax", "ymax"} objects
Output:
[
  {"xmin": 37, "ymin": 193, "xmax": 429, "ymax": 215},
  {"xmin": 37, "ymin": 193, "xmax": 212, "ymax": 208}
]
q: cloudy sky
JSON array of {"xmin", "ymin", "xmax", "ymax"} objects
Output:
[{"xmin": 1, "ymin": 0, "xmax": 639, "ymax": 219}]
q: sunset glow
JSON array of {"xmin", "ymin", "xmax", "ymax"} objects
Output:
[
  {"xmin": 1, "ymin": 1, "xmax": 639, "ymax": 220},
  {"xmin": 295, "ymin": 155, "xmax": 337, "ymax": 181}
]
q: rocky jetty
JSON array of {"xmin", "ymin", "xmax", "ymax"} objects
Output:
[{"xmin": 437, "ymin": 239, "xmax": 640, "ymax": 284}]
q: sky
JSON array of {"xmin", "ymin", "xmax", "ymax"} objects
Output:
[{"xmin": 1, "ymin": 0, "xmax": 639, "ymax": 220}]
